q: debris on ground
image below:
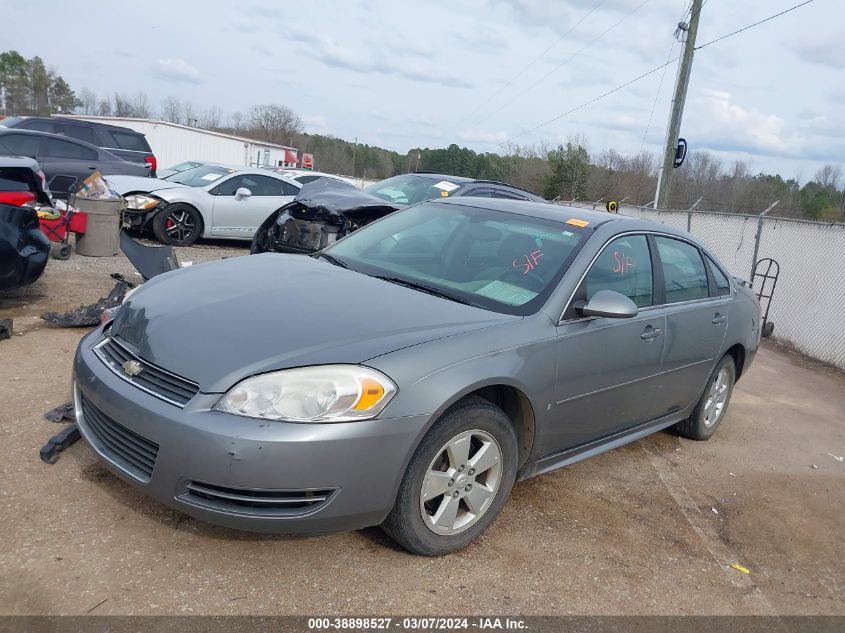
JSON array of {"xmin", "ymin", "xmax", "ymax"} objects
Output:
[
  {"xmin": 40, "ymin": 273, "xmax": 135, "ymax": 327},
  {"xmin": 827, "ymin": 453, "xmax": 843, "ymax": 462},
  {"xmin": 43, "ymin": 401, "xmax": 74, "ymax": 423},
  {"xmin": 119, "ymin": 230, "xmax": 179, "ymax": 281},
  {"xmin": 729, "ymin": 563, "xmax": 751, "ymax": 574},
  {"xmin": 39, "ymin": 423, "xmax": 81, "ymax": 465},
  {"xmin": 0, "ymin": 318, "xmax": 11, "ymax": 341}
]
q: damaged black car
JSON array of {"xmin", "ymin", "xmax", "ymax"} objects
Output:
[
  {"xmin": 0, "ymin": 156, "xmax": 52, "ymax": 291},
  {"xmin": 251, "ymin": 173, "xmax": 543, "ymax": 254}
]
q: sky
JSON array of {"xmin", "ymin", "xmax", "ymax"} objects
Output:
[{"xmin": 3, "ymin": 0, "xmax": 842, "ymax": 182}]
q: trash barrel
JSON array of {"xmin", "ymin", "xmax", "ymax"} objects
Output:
[{"xmin": 73, "ymin": 198, "xmax": 125, "ymax": 257}]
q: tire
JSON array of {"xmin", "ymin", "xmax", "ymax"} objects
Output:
[
  {"xmin": 675, "ymin": 354, "xmax": 736, "ymax": 441},
  {"xmin": 152, "ymin": 203, "xmax": 202, "ymax": 246},
  {"xmin": 381, "ymin": 396, "xmax": 518, "ymax": 556}
]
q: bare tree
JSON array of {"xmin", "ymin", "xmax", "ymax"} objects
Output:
[
  {"xmin": 199, "ymin": 105, "xmax": 222, "ymax": 129},
  {"xmin": 96, "ymin": 96, "xmax": 112, "ymax": 116},
  {"xmin": 230, "ymin": 111, "xmax": 243, "ymax": 134},
  {"xmin": 132, "ymin": 92, "xmax": 151, "ymax": 118},
  {"xmin": 161, "ymin": 96, "xmax": 182, "ymax": 124},
  {"xmin": 247, "ymin": 104, "xmax": 303, "ymax": 145},
  {"xmin": 113, "ymin": 92, "xmax": 133, "ymax": 117},
  {"xmin": 815, "ymin": 164, "xmax": 842, "ymax": 190},
  {"xmin": 182, "ymin": 101, "xmax": 197, "ymax": 127},
  {"xmin": 79, "ymin": 88, "xmax": 97, "ymax": 115}
]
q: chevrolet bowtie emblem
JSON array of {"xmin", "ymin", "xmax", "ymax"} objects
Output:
[{"xmin": 122, "ymin": 360, "xmax": 143, "ymax": 377}]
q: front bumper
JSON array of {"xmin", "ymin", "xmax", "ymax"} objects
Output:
[{"xmin": 72, "ymin": 329, "xmax": 429, "ymax": 534}]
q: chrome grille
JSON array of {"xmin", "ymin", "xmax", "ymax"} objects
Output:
[
  {"xmin": 181, "ymin": 481, "xmax": 336, "ymax": 517},
  {"xmin": 94, "ymin": 336, "xmax": 199, "ymax": 407},
  {"xmin": 79, "ymin": 393, "xmax": 159, "ymax": 482}
]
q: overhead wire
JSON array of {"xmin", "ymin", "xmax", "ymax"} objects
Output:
[
  {"xmin": 471, "ymin": 0, "xmax": 653, "ymax": 129},
  {"xmin": 496, "ymin": 0, "xmax": 817, "ymax": 150},
  {"xmin": 458, "ymin": 0, "xmax": 610, "ymax": 125}
]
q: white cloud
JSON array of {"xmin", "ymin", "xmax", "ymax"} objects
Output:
[{"xmin": 154, "ymin": 58, "xmax": 201, "ymax": 84}]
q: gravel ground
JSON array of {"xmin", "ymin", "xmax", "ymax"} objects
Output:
[{"xmin": 0, "ymin": 242, "xmax": 843, "ymax": 616}]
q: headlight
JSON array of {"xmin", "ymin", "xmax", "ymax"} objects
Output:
[
  {"xmin": 123, "ymin": 193, "xmax": 161, "ymax": 211},
  {"xmin": 213, "ymin": 365, "xmax": 397, "ymax": 423}
]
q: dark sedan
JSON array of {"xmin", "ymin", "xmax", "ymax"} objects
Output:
[
  {"xmin": 0, "ymin": 128, "xmax": 149, "ymax": 198},
  {"xmin": 72, "ymin": 198, "xmax": 760, "ymax": 555},
  {"xmin": 252, "ymin": 173, "xmax": 543, "ymax": 254}
]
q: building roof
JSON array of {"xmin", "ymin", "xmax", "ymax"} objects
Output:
[{"xmin": 61, "ymin": 115, "xmax": 298, "ymax": 152}]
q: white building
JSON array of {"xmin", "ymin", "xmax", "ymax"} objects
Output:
[{"xmin": 65, "ymin": 115, "xmax": 299, "ymax": 170}]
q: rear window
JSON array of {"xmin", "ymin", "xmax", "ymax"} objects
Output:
[
  {"xmin": 107, "ymin": 130, "xmax": 151, "ymax": 152},
  {"xmin": 55, "ymin": 123, "xmax": 97, "ymax": 144}
]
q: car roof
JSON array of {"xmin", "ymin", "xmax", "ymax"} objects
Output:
[
  {"xmin": 433, "ymin": 197, "xmax": 699, "ymax": 240},
  {"xmin": 10, "ymin": 115, "xmax": 146, "ymax": 136},
  {"xmin": 407, "ymin": 172, "xmax": 541, "ymax": 198},
  {"xmin": 0, "ymin": 127, "xmax": 105, "ymax": 151}
]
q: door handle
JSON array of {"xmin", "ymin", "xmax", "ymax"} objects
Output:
[
  {"xmin": 640, "ymin": 327, "xmax": 662, "ymax": 341},
  {"xmin": 712, "ymin": 314, "xmax": 727, "ymax": 325}
]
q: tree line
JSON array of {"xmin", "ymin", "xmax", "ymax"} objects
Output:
[{"xmin": 1, "ymin": 48, "xmax": 842, "ymax": 221}]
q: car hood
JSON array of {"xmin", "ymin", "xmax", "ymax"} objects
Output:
[
  {"xmin": 106, "ymin": 175, "xmax": 188, "ymax": 196},
  {"xmin": 108, "ymin": 253, "xmax": 516, "ymax": 393}
]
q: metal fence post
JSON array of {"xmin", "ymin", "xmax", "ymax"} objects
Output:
[
  {"xmin": 750, "ymin": 201, "xmax": 779, "ymax": 280},
  {"xmin": 686, "ymin": 197, "xmax": 703, "ymax": 232}
]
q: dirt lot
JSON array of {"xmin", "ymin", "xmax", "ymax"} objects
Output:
[{"xmin": 1, "ymin": 243, "xmax": 843, "ymax": 616}]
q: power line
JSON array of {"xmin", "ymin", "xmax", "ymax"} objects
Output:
[
  {"xmin": 640, "ymin": 38, "xmax": 677, "ymax": 154},
  {"xmin": 695, "ymin": 0, "xmax": 816, "ymax": 50},
  {"xmin": 496, "ymin": 56, "xmax": 680, "ymax": 148},
  {"xmin": 473, "ymin": 0, "xmax": 653, "ymax": 129},
  {"xmin": 459, "ymin": 0, "xmax": 610, "ymax": 125}
]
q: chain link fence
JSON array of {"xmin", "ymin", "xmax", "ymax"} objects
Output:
[{"xmin": 616, "ymin": 205, "xmax": 845, "ymax": 371}]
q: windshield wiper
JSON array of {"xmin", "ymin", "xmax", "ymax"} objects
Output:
[
  {"xmin": 318, "ymin": 253, "xmax": 348, "ymax": 269},
  {"xmin": 373, "ymin": 276, "xmax": 472, "ymax": 305}
]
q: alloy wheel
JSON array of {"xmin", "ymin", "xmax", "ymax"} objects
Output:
[
  {"xmin": 164, "ymin": 209, "xmax": 196, "ymax": 244},
  {"xmin": 419, "ymin": 429, "xmax": 503, "ymax": 536},
  {"xmin": 703, "ymin": 367, "xmax": 730, "ymax": 427}
]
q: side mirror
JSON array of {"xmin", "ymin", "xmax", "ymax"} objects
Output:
[
  {"xmin": 235, "ymin": 187, "xmax": 252, "ymax": 200},
  {"xmin": 574, "ymin": 290, "xmax": 638, "ymax": 319}
]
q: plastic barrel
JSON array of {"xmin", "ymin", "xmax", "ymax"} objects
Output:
[{"xmin": 73, "ymin": 198, "xmax": 125, "ymax": 257}]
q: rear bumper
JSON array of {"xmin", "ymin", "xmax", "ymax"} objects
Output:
[
  {"xmin": 0, "ymin": 204, "xmax": 50, "ymax": 290},
  {"xmin": 73, "ymin": 328, "xmax": 429, "ymax": 534}
]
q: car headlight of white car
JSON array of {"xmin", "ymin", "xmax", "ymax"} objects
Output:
[
  {"xmin": 213, "ymin": 365, "xmax": 397, "ymax": 422},
  {"xmin": 124, "ymin": 193, "xmax": 162, "ymax": 211}
]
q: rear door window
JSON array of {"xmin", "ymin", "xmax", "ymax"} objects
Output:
[
  {"xmin": 21, "ymin": 120, "xmax": 55, "ymax": 133},
  {"xmin": 108, "ymin": 130, "xmax": 151, "ymax": 152},
  {"xmin": 706, "ymin": 255, "xmax": 731, "ymax": 296},
  {"xmin": 493, "ymin": 189, "xmax": 530, "ymax": 201},
  {"xmin": 44, "ymin": 137, "xmax": 98, "ymax": 160},
  {"xmin": 654, "ymin": 236, "xmax": 710, "ymax": 303},
  {"xmin": 585, "ymin": 234, "xmax": 653, "ymax": 307},
  {"xmin": 0, "ymin": 133, "xmax": 41, "ymax": 157},
  {"xmin": 56, "ymin": 123, "xmax": 97, "ymax": 144}
]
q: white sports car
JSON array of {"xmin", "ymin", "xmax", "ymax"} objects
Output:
[{"xmin": 108, "ymin": 165, "xmax": 302, "ymax": 246}]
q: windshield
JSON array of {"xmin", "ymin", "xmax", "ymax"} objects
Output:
[
  {"xmin": 324, "ymin": 202, "xmax": 589, "ymax": 315},
  {"xmin": 164, "ymin": 165, "xmax": 235, "ymax": 186},
  {"xmin": 166, "ymin": 161, "xmax": 203, "ymax": 173},
  {"xmin": 362, "ymin": 174, "xmax": 464, "ymax": 206}
]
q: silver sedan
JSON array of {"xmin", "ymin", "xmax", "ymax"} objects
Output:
[{"xmin": 108, "ymin": 165, "xmax": 302, "ymax": 246}]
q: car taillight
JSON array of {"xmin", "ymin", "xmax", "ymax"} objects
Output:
[
  {"xmin": 0, "ymin": 191, "xmax": 37, "ymax": 206},
  {"xmin": 144, "ymin": 154, "xmax": 157, "ymax": 172}
]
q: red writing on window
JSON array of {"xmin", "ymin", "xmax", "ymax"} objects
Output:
[
  {"xmin": 513, "ymin": 250, "xmax": 544, "ymax": 275},
  {"xmin": 613, "ymin": 251, "xmax": 635, "ymax": 274}
]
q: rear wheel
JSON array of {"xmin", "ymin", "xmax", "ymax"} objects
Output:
[
  {"xmin": 675, "ymin": 354, "xmax": 736, "ymax": 440},
  {"xmin": 382, "ymin": 396, "xmax": 517, "ymax": 555},
  {"xmin": 152, "ymin": 203, "xmax": 201, "ymax": 246}
]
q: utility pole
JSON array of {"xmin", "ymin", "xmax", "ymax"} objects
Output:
[{"xmin": 654, "ymin": 0, "xmax": 702, "ymax": 209}]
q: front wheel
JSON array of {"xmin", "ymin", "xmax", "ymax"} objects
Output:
[
  {"xmin": 382, "ymin": 396, "xmax": 517, "ymax": 556},
  {"xmin": 675, "ymin": 354, "xmax": 736, "ymax": 440},
  {"xmin": 152, "ymin": 203, "xmax": 202, "ymax": 246}
]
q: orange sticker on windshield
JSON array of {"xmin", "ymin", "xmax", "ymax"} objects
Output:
[
  {"xmin": 440, "ymin": 191, "xmax": 449, "ymax": 196},
  {"xmin": 566, "ymin": 218, "xmax": 589, "ymax": 227}
]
